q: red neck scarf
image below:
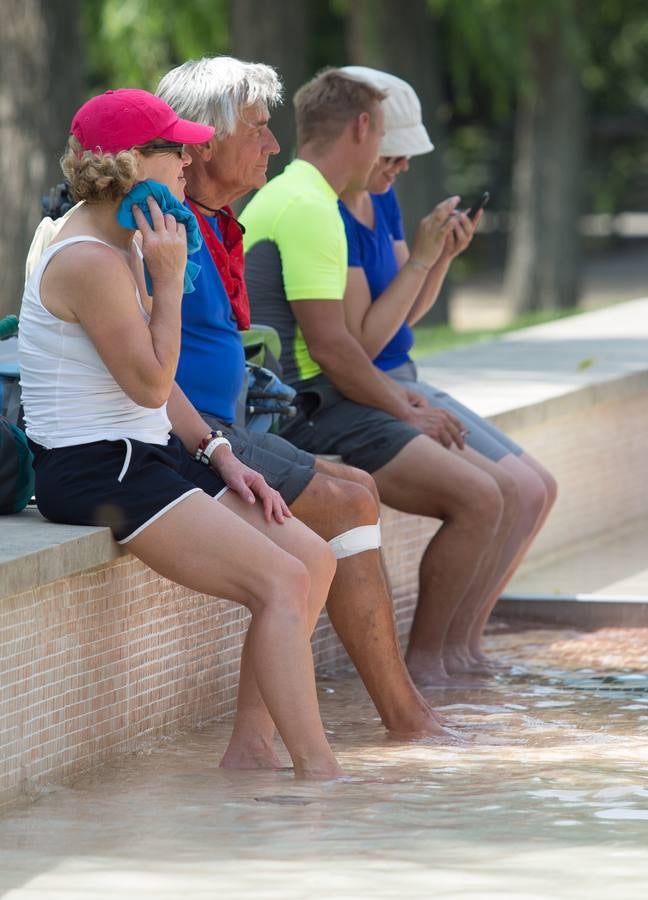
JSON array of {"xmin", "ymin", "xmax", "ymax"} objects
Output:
[{"xmin": 186, "ymin": 199, "xmax": 250, "ymax": 331}]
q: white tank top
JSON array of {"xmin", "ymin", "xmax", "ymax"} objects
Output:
[{"xmin": 19, "ymin": 235, "xmax": 171, "ymax": 448}]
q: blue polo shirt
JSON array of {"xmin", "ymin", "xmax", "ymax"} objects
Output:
[
  {"xmin": 175, "ymin": 214, "xmax": 246, "ymax": 423},
  {"xmin": 338, "ymin": 187, "xmax": 415, "ymax": 371}
]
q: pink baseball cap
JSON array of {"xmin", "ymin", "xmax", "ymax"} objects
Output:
[{"xmin": 71, "ymin": 88, "xmax": 214, "ymax": 154}]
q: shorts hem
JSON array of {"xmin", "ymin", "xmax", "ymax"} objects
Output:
[
  {"xmin": 118, "ymin": 487, "xmax": 202, "ymax": 544},
  {"xmin": 360, "ymin": 430, "xmax": 420, "ymax": 473}
]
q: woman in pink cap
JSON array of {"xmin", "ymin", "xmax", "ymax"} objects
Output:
[
  {"xmin": 339, "ymin": 68, "xmax": 557, "ymax": 676},
  {"xmin": 18, "ymin": 89, "xmax": 341, "ymax": 780}
]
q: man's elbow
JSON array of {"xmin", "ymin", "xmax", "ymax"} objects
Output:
[{"xmin": 307, "ymin": 339, "xmax": 342, "ymax": 370}]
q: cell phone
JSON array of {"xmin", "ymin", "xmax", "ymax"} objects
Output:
[{"xmin": 465, "ymin": 191, "xmax": 490, "ymax": 220}]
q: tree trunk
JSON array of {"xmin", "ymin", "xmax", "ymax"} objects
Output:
[
  {"xmin": 229, "ymin": 0, "xmax": 308, "ymax": 185},
  {"xmin": 0, "ymin": 0, "xmax": 83, "ymax": 318},
  {"xmin": 503, "ymin": 9, "xmax": 585, "ymax": 314},
  {"xmin": 349, "ymin": 0, "xmax": 450, "ymax": 323}
]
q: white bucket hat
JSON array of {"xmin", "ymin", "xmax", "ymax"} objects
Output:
[{"xmin": 341, "ymin": 66, "xmax": 434, "ymax": 158}]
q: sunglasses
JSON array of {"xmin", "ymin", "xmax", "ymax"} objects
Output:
[{"xmin": 140, "ymin": 141, "xmax": 185, "ymax": 158}]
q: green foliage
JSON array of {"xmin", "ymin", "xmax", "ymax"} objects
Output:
[
  {"xmin": 82, "ymin": 0, "xmax": 230, "ymax": 93},
  {"xmin": 78, "ymin": 0, "xmax": 648, "ymax": 216},
  {"xmin": 411, "ymin": 306, "xmax": 584, "ymax": 358}
]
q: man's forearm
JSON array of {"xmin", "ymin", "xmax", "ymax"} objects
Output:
[{"xmin": 314, "ymin": 335, "xmax": 414, "ymax": 421}]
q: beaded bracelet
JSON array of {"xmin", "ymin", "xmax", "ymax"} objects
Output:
[{"xmin": 194, "ymin": 430, "xmax": 232, "ymax": 465}]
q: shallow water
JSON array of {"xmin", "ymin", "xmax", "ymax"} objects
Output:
[{"xmin": 2, "ymin": 622, "xmax": 648, "ymax": 899}]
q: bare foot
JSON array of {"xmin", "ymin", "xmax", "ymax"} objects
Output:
[
  {"xmin": 406, "ymin": 654, "xmax": 451, "ymax": 688},
  {"xmin": 294, "ymin": 759, "xmax": 345, "ymax": 780},
  {"xmin": 386, "ymin": 721, "xmax": 458, "ymax": 742},
  {"xmin": 384, "ymin": 710, "xmax": 453, "ymax": 740},
  {"xmin": 444, "ymin": 647, "xmax": 497, "ymax": 678},
  {"xmin": 380, "ymin": 690, "xmax": 455, "ymax": 738},
  {"xmin": 469, "ymin": 647, "xmax": 503, "ymax": 670},
  {"xmin": 220, "ymin": 735, "xmax": 284, "ymax": 771}
]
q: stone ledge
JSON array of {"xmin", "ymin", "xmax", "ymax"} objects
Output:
[
  {"xmin": 1, "ymin": 361, "xmax": 645, "ymax": 604},
  {"xmin": 495, "ymin": 595, "xmax": 648, "ymax": 629},
  {"xmin": 0, "ymin": 509, "xmax": 122, "ymax": 601},
  {"xmin": 3, "ymin": 298, "xmax": 647, "ymax": 606},
  {"xmin": 488, "ymin": 368, "xmax": 648, "ymax": 433}
]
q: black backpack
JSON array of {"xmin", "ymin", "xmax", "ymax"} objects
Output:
[{"xmin": 0, "ymin": 417, "xmax": 34, "ymax": 514}]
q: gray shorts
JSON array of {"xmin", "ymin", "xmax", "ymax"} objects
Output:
[
  {"xmin": 278, "ymin": 375, "xmax": 421, "ymax": 474},
  {"xmin": 388, "ymin": 361, "xmax": 523, "ymax": 462},
  {"xmin": 200, "ymin": 414, "xmax": 316, "ymax": 505}
]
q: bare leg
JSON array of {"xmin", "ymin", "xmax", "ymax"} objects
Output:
[
  {"xmin": 217, "ymin": 487, "xmax": 338, "ymax": 769},
  {"xmin": 442, "ymin": 447, "xmax": 520, "ymax": 676},
  {"xmin": 294, "ymin": 462, "xmax": 449, "ymax": 738},
  {"xmin": 127, "ymin": 491, "xmax": 341, "ymax": 780},
  {"xmin": 371, "ymin": 435, "xmax": 503, "ymax": 687},
  {"xmin": 466, "ymin": 452, "xmax": 557, "ymax": 661}
]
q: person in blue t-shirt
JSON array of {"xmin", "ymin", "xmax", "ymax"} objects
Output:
[
  {"xmin": 157, "ymin": 56, "xmax": 449, "ymax": 759},
  {"xmin": 175, "ymin": 214, "xmax": 246, "ymax": 425},
  {"xmin": 339, "ymin": 66, "xmax": 557, "ymax": 673}
]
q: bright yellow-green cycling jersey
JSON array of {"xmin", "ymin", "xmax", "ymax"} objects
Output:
[{"xmin": 241, "ymin": 159, "xmax": 347, "ymax": 388}]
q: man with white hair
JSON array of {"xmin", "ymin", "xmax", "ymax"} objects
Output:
[{"xmin": 156, "ymin": 57, "xmax": 447, "ymax": 769}]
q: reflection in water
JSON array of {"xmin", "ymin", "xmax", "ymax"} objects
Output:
[{"xmin": 2, "ymin": 623, "xmax": 648, "ymax": 899}]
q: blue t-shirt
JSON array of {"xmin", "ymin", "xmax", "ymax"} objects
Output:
[
  {"xmin": 175, "ymin": 214, "xmax": 246, "ymax": 423},
  {"xmin": 338, "ymin": 187, "xmax": 415, "ymax": 371}
]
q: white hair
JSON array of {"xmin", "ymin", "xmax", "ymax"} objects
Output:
[{"xmin": 156, "ymin": 56, "xmax": 283, "ymax": 138}]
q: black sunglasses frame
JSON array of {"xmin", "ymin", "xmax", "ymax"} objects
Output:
[{"xmin": 139, "ymin": 141, "xmax": 185, "ymax": 158}]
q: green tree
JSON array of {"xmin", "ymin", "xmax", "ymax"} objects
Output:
[
  {"xmin": 229, "ymin": 0, "xmax": 308, "ymax": 181},
  {"xmin": 341, "ymin": 0, "xmax": 451, "ymax": 320},
  {"xmin": 503, "ymin": 1, "xmax": 586, "ymax": 313},
  {"xmin": 0, "ymin": 0, "xmax": 83, "ymax": 317},
  {"xmin": 430, "ymin": 0, "xmax": 648, "ymax": 313},
  {"xmin": 82, "ymin": 0, "xmax": 229, "ymax": 93}
]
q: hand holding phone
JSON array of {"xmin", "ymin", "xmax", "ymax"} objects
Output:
[{"xmin": 464, "ymin": 191, "xmax": 490, "ymax": 221}]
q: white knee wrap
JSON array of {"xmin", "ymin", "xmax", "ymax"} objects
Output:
[{"xmin": 328, "ymin": 520, "xmax": 382, "ymax": 560}]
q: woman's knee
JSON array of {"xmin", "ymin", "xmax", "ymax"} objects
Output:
[
  {"xmin": 491, "ymin": 466, "xmax": 520, "ymax": 526},
  {"xmin": 539, "ymin": 467, "xmax": 558, "ymax": 509},
  {"xmin": 248, "ymin": 553, "xmax": 313, "ymax": 621},
  {"xmin": 521, "ymin": 454, "xmax": 557, "ymax": 507},
  {"xmin": 517, "ymin": 465, "xmax": 553, "ymax": 526},
  {"xmin": 470, "ymin": 471, "xmax": 505, "ymax": 534},
  {"xmin": 309, "ymin": 533, "xmax": 338, "ymax": 590}
]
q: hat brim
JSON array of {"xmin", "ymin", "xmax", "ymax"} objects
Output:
[
  {"xmin": 159, "ymin": 117, "xmax": 215, "ymax": 146},
  {"xmin": 380, "ymin": 122, "xmax": 434, "ymax": 158}
]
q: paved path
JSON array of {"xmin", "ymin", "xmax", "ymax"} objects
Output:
[{"xmin": 416, "ymin": 296, "xmax": 648, "ymax": 417}]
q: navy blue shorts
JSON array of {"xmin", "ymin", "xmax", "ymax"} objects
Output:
[{"xmin": 29, "ymin": 434, "xmax": 227, "ymax": 544}]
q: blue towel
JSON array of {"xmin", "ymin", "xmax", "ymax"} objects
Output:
[{"xmin": 117, "ymin": 179, "xmax": 202, "ymax": 294}]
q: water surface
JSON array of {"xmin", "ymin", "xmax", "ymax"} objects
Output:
[{"xmin": 2, "ymin": 622, "xmax": 648, "ymax": 899}]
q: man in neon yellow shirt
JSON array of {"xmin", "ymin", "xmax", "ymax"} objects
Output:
[{"xmin": 243, "ymin": 69, "xmax": 509, "ymax": 686}]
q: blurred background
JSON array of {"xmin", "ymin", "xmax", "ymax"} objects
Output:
[{"xmin": 1, "ymin": 0, "xmax": 647, "ymax": 335}]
